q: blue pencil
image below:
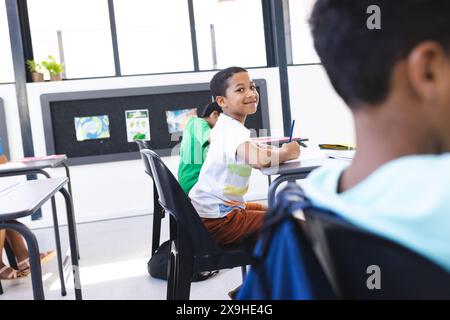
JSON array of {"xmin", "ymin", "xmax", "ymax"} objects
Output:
[{"xmin": 289, "ymin": 120, "xmax": 295, "ymax": 142}]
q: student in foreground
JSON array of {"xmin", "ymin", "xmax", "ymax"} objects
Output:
[
  {"xmin": 178, "ymin": 102, "xmax": 223, "ymax": 194},
  {"xmin": 303, "ymin": 0, "xmax": 450, "ymax": 271},
  {"xmin": 189, "ymin": 66, "xmax": 300, "ymax": 245}
]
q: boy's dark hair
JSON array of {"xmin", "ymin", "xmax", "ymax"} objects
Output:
[
  {"xmin": 210, "ymin": 66, "xmax": 248, "ymax": 98},
  {"xmin": 201, "ymin": 102, "xmax": 223, "ymax": 118},
  {"xmin": 310, "ymin": 0, "xmax": 450, "ymax": 108}
]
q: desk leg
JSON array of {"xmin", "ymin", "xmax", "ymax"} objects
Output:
[
  {"xmin": 62, "ymin": 163, "xmax": 80, "ymax": 260},
  {"xmin": 36, "ymin": 169, "xmax": 70, "ymax": 294},
  {"xmin": 2, "ymin": 221, "xmax": 45, "ymax": 300},
  {"xmin": 50, "ymin": 196, "xmax": 67, "ymax": 296},
  {"xmin": 60, "ymin": 188, "xmax": 82, "ymax": 300},
  {"xmin": 62, "ymin": 163, "xmax": 73, "ymax": 196}
]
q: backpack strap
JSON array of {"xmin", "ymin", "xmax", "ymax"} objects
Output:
[{"xmin": 243, "ymin": 183, "xmax": 312, "ymax": 266}]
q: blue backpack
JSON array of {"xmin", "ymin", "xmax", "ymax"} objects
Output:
[{"xmin": 237, "ymin": 183, "xmax": 335, "ymax": 300}]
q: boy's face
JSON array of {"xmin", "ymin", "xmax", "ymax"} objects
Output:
[{"xmin": 216, "ymin": 72, "xmax": 259, "ymax": 122}]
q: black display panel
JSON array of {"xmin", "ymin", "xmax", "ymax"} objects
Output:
[{"xmin": 41, "ymin": 81, "xmax": 269, "ymax": 165}]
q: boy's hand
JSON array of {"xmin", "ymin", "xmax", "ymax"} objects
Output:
[{"xmin": 281, "ymin": 141, "xmax": 301, "ymax": 160}]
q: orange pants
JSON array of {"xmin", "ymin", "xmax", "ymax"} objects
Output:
[{"xmin": 202, "ymin": 202, "xmax": 266, "ymax": 245}]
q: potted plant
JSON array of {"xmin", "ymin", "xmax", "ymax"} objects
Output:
[
  {"xmin": 26, "ymin": 59, "xmax": 44, "ymax": 82},
  {"xmin": 42, "ymin": 55, "xmax": 65, "ymax": 81}
]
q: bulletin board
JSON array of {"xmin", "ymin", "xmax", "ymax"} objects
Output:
[{"xmin": 41, "ymin": 81, "xmax": 270, "ymax": 165}]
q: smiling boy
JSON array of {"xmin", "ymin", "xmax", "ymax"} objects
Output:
[{"xmin": 189, "ymin": 67, "xmax": 300, "ymax": 245}]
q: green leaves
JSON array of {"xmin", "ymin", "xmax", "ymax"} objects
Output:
[
  {"xmin": 41, "ymin": 55, "xmax": 65, "ymax": 76},
  {"xmin": 26, "ymin": 59, "xmax": 43, "ymax": 73}
]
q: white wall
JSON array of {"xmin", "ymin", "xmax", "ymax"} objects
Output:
[
  {"xmin": 22, "ymin": 68, "xmax": 281, "ymax": 228},
  {"xmin": 0, "ymin": 84, "xmax": 23, "ymax": 160},
  {"xmin": 288, "ymin": 65, "xmax": 355, "ymax": 145},
  {"xmin": 0, "ymin": 84, "xmax": 28, "ymax": 216},
  {"xmin": 2, "ymin": 65, "xmax": 354, "ymax": 229}
]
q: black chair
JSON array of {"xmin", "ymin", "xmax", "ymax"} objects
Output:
[
  {"xmin": 140, "ymin": 148, "xmax": 251, "ymax": 300},
  {"xmin": 304, "ymin": 208, "xmax": 450, "ymax": 299},
  {"xmin": 136, "ymin": 140, "xmax": 165, "ymax": 256}
]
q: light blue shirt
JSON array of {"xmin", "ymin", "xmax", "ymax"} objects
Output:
[{"xmin": 302, "ymin": 153, "xmax": 450, "ymax": 272}]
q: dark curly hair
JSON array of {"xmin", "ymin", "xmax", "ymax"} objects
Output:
[
  {"xmin": 200, "ymin": 102, "xmax": 223, "ymax": 118},
  {"xmin": 210, "ymin": 66, "xmax": 248, "ymax": 98},
  {"xmin": 310, "ymin": 0, "xmax": 450, "ymax": 108}
]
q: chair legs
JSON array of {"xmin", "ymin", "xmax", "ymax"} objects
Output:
[
  {"xmin": 166, "ymin": 240, "xmax": 193, "ymax": 300},
  {"xmin": 5, "ymin": 241, "xmax": 17, "ymax": 269},
  {"xmin": 174, "ymin": 255, "xmax": 193, "ymax": 300},
  {"xmin": 59, "ymin": 187, "xmax": 82, "ymax": 300},
  {"xmin": 0, "ymin": 240, "xmax": 17, "ymax": 295},
  {"xmin": 0, "ymin": 220, "xmax": 45, "ymax": 299},
  {"xmin": 166, "ymin": 242, "xmax": 177, "ymax": 300},
  {"xmin": 0, "ymin": 199, "xmax": 68, "ymax": 298},
  {"xmin": 50, "ymin": 195, "xmax": 67, "ymax": 296}
]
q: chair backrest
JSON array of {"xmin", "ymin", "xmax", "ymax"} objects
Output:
[
  {"xmin": 136, "ymin": 140, "xmax": 153, "ymax": 176},
  {"xmin": 237, "ymin": 183, "xmax": 336, "ymax": 300},
  {"xmin": 135, "ymin": 140, "xmax": 148, "ymax": 150},
  {"xmin": 304, "ymin": 208, "xmax": 450, "ymax": 299},
  {"xmin": 140, "ymin": 149, "xmax": 222, "ymax": 257}
]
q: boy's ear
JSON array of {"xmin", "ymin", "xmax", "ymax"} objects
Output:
[
  {"xmin": 216, "ymin": 96, "xmax": 226, "ymax": 108},
  {"xmin": 407, "ymin": 41, "xmax": 448, "ymax": 104}
]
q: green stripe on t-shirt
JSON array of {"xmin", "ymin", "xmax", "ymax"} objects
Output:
[
  {"xmin": 227, "ymin": 164, "xmax": 251, "ymax": 177},
  {"xmin": 223, "ymin": 184, "xmax": 249, "ymax": 196}
]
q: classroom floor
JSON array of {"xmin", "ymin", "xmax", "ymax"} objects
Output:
[{"xmin": 0, "ymin": 214, "xmax": 242, "ymax": 300}]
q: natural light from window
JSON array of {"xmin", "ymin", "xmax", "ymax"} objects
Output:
[
  {"xmin": 193, "ymin": 0, "xmax": 267, "ymax": 70},
  {"xmin": 48, "ymin": 258, "xmax": 148, "ymax": 290},
  {"xmin": 114, "ymin": 0, "xmax": 194, "ymax": 75},
  {"xmin": 0, "ymin": 2, "xmax": 15, "ymax": 83},
  {"xmin": 289, "ymin": 0, "xmax": 320, "ymax": 64},
  {"xmin": 27, "ymin": 0, "xmax": 115, "ymax": 79}
]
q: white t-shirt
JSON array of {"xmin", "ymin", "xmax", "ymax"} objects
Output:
[{"xmin": 189, "ymin": 114, "xmax": 252, "ymax": 218}]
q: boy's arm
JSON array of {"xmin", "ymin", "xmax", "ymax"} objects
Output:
[
  {"xmin": 236, "ymin": 141, "xmax": 300, "ymax": 169},
  {"xmin": 255, "ymin": 142, "xmax": 278, "ymax": 150}
]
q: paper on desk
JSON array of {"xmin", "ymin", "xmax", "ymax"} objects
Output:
[
  {"xmin": 325, "ymin": 150, "xmax": 355, "ymax": 160},
  {"xmin": 11, "ymin": 154, "xmax": 65, "ymax": 163},
  {"xmin": 282, "ymin": 148, "xmax": 326, "ymax": 163},
  {"xmin": 0, "ymin": 181, "xmax": 21, "ymax": 197}
]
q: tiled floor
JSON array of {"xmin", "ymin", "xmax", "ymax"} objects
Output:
[{"xmin": 0, "ymin": 214, "xmax": 242, "ymax": 300}]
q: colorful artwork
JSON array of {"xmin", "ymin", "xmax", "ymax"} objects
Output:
[
  {"xmin": 74, "ymin": 115, "xmax": 110, "ymax": 141},
  {"xmin": 166, "ymin": 108, "xmax": 198, "ymax": 134},
  {"xmin": 125, "ymin": 109, "xmax": 151, "ymax": 142}
]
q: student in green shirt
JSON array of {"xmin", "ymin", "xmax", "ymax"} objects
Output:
[{"xmin": 178, "ymin": 102, "xmax": 222, "ymax": 194}]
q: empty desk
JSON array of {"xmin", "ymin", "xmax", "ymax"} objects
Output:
[{"xmin": 0, "ymin": 178, "xmax": 82, "ymax": 300}]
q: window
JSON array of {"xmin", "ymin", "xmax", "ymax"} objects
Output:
[
  {"xmin": 0, "ymin": 2, "xmax": 15, "ymax": 83},
  {"xmin": 27, "ymin": 0, "xmax": 115, "ymax": 79},
  {"xmin": 113, "ymin": 0, "xmax": 194, "ymax": 75},
  {"xmin": 288, "ymin": 0, "xmax": 320, "ymax": 64},
  {"xmin": 193, "ymin": 0, "xmax": 267, "ymax": 70}
]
